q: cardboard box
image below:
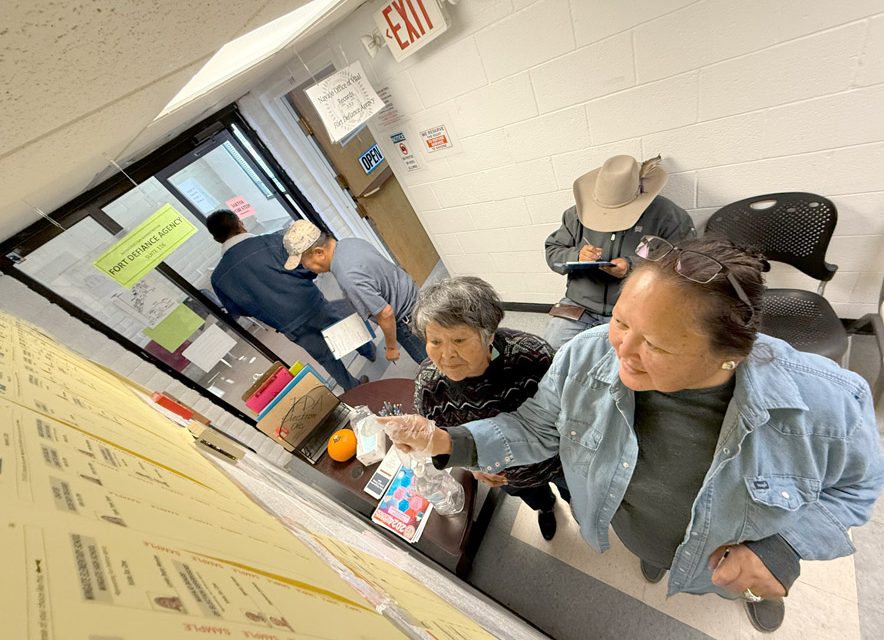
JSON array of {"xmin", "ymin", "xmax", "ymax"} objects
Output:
[{"xmin": 256, "ymin": 370, "xmax": 339, "ymax": 452}]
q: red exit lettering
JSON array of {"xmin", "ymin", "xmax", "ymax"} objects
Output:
[{"xmin": 383, "ymin": 0, "xmax": 434, "ymax": 51}]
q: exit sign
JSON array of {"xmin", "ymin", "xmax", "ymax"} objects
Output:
[{"xmin": 374, "ymin": 0, "xmax": 449, "ymax": 62}]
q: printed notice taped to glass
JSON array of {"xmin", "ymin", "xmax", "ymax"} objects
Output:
[
  {"xmin": 182, "ymin": 323, "xmax": 237, "ymax": 372},
  {"xmin": 321, "ymin": 313, "xmax": 376, "ymax": 360},
  {"xmin": 304, "ymin": 61, "xmax": 384, "ymax": 143}
]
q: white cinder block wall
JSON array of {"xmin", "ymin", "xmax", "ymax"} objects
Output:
[{"xmin": 299, "ymin": 0, "xmax": 884, "ymax": 317}]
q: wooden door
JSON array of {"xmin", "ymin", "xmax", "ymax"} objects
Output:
[{"xmin": 286, "ymin": 68, "xmax": 439, "ymax": 285}]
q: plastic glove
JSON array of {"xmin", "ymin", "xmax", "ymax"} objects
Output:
[{"xmin": 375, "ymin": 414, "xmax": 450, "ymax": 456}]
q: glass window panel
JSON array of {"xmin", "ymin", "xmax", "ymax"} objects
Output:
[
  {"xmin": 14, "ymin": 217, "xmax": 274, "ymax": 413},
  {"xmin": 101, "ymin": 178, "xmax": 222, "ymax": 291},
  {"xmin": 167, "ymin": 144, "xmax": 294, "ymax": 235}
]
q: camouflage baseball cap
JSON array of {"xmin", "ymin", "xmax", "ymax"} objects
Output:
[{"xmin": 283, "ymin": 219, "xmax": 321, "ymax": 270}]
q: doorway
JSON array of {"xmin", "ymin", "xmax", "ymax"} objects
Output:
[
  {"xmin": 0, "ymin": 106, "xmax": 348, "ymax": 423},
  {"xmin": 284, "ymin": 66, "xmax": 440, "ymax": 285}
]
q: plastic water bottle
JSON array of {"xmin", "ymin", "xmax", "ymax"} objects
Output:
[{"xmin": 412, "ymin": 457, "xmax": 464, "ymax": 516}]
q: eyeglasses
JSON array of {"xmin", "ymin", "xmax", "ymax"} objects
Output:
[{"xmin": 635, "ymin": 235, "xmax": 757, "ymax": 326}]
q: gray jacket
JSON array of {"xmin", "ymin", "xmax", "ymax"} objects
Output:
[{"xmin": 545, "ymin": 196, "xmax": 695, "ymax": 315}]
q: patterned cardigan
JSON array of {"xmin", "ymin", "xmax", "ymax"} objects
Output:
[{"xmin": 413, "ymin": 328, "xmax": 563, "ymax": 489}]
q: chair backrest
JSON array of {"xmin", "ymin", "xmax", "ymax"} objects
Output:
[{"xmin": 704, "ymin": 192, "xmax": 838, "ymax": 282}]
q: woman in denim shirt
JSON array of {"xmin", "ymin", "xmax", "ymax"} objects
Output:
[{"xmin": 383, "ymin": 237, "xmax": 884, "ymax": 633}]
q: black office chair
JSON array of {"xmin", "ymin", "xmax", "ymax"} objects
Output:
[
  {"xmin": 847, "ymin": 277, "xmax": 884, "ymax": 403},
  {"xmin": 705, "ymin": 192, "xmax": 848, "ymax": 362}
]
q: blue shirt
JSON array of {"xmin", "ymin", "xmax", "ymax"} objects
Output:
[
  {"xmin": 211, "ymin": 233, "xmax": 324, "ymax": 333},
  {"xmin": 462, "ymin": 326, "xmax": 884, "ymax": 596}
]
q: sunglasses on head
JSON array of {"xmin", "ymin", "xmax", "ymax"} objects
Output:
[{"xmin": 635, "ymin": 235, "xmax": 757, "ymax": 326}]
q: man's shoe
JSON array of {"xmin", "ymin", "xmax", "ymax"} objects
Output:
[
  {"xmin": 639, "ymin": 560, "xmax": 667, "ymax": 584},
  {"xmin": 744, "ymin": 599, "xmax": 785, "ymax": 634},
  {"xmin": 357, "ymin": 375, "xmax": 369, "ymax": 385},
  {"xmin": 538, "ymin": 510, "xmax": 557, "ymax": 541}
]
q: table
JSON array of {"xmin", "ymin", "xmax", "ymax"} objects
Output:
[{"xmin": 312, "ymin": 378, "xmax": 496, "ymax": 576}]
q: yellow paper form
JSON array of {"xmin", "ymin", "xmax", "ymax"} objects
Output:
[
  {"xmin": 0, "ymin": 312, "xmax": 407, "ymax": 639},
  {"xmin": 314, "ymin": 534, "xmax": 498, "ymax": 640}
]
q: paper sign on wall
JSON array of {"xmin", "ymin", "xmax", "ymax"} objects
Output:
[
  {"xmin": 305, "ymin": 61, "xmax": 384, "ymax": 143},
  {"xmin": 375, "ymin": 86, "xmax": 404, "ymax": 128},
  {"xmin": 111, "ymin": 278, "xmax": 180, "ymax": 328},
  {"xmin": 93, "ymin": 204, "xmax": 197, "ymax": 288},
  {"xmin": 225, "ymin": 195, "xmax": 256, "ymax": 219},
  {"xmin": 419, "ymin": 125, "xmax": 453, "ymax": 153},
  {"xmin": 142, "ymin": 303, "xmax": 204, "ymax": 353},
  {"xmin": 177, "ymin": 178, "xmax": 219, "ymax": 213},
  {"xmin": 390, "ymin": 132, "xmax": 421, "ymax": 172}
]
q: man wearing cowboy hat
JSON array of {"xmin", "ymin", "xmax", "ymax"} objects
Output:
[{"xmin": 544, "ymin": 155, "xmax": 695, "ymax": 348}]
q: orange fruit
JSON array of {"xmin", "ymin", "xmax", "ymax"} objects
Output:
[{"xmin": 327, "ymin": 429, "xmax": 357, "ymax": 462}]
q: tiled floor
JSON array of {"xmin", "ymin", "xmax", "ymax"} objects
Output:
[{"xmin": 509, "ymin": 493, "xmax": 862, "ymax": 639}]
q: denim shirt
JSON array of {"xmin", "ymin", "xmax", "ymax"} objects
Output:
[{"xmin": 463, "ymin": 326, "xmax": 884, "ymax": 597}]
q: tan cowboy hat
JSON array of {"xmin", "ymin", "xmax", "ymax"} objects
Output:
[{"xmin": 573, "ymin": 154, "xmax": 668, "ymax": 232}]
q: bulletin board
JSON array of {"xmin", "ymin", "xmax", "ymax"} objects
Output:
[{"xmin": 0, "ymin": 312, "xmax": 544, "ymax": 640}]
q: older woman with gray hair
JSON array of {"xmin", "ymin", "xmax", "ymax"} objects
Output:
[{"xmin": 411, "ymin": 276, "xmax": 570, "ymax": 540}]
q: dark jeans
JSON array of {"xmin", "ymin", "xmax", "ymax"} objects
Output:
[
  {"xmin": 505, "ymin": 476, "xmax": 571, "ymax": 512},
  {"xmin": 284, "ymin": 303, "xmax": 374, "ymax": 391},
  {"xmin": 396, "ymin": 317, "xmax": 427, "ymax": 364}
]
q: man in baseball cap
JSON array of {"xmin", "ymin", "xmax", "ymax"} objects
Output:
[
  {"xmin": 207, "ymin": 210, "xmax": 374, "ymax": 391},
  {"xmin": 284, "ymin": 219, "xmax": 427, "ymax": 366},
  {"xmin": 544, "ymin": 155, "xmax": 695, "ymax": 349}
]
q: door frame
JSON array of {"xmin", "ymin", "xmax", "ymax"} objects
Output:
[
  {"xmin": 241, "ymin": 51, "xmax": 393, "ymax": 260},
  {"xmin": 0, "ymin": 105, "xmax": 322, "ymax": 426}
]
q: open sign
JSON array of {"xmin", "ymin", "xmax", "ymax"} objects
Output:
[{"xmin": 358, "ymin": 144, "xmax": 385, "ymax": 174}]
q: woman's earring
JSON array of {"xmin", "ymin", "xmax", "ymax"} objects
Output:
[{"xmin": 721, "ymin": 360, "xmax": 736, "ymax": 371}]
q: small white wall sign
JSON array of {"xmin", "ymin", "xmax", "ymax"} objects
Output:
[{"xmin": 304, "ymin": 61, "xmax": 384, "ymax": 143}]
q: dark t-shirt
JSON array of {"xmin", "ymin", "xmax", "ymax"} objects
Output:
[
  {"xmin": 415, "ymin": 328, "xmax": 562, "ymax": 488},
  {"xmin": 611, "ymin": 379, "xmax": 734, "ymax": 568}
]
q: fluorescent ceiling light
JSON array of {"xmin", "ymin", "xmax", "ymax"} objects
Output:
[{"xmin": 157, "ymin": 0, "xmax": 341, "ymax": 118}]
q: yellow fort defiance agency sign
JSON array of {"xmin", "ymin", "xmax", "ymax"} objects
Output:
[{"xmin": 93, "ymin": 205, "xmax": 197, "ymax": 288}]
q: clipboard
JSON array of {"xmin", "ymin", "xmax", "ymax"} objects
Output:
[
  {"xmin": 321, "ymin": 313, "xmax": 376, "ymax": 359},
  {"xmin": 554, "ymin": 261, "xmax": 615, "ymax": 270}
]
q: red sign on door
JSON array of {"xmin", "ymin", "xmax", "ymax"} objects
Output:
[{"xmin": 374, "ymin": 0, "xmax": 449, "ymax": 62}]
